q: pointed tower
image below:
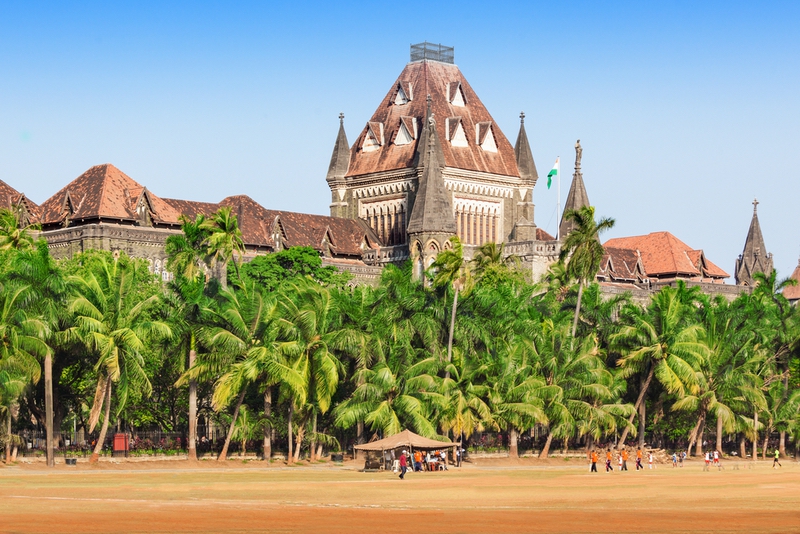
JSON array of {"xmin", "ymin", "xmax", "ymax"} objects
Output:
[
  {"xmin": 734, "ymin": 198, "xmax": 773, "ymax": 286},
  {"xmin": 559, "ymin": 139, "xmax": 591, "ymax": 240},
  {"xmin": 407, "ymin": 96, "xmax": 457, "ymax": 278},
  {"xmin": 330, "ymin": 43, "xmax": 530, "ymax": 259},
  {"xmin": 512, "ymin": 112, "xmax": 538, "ymax": 241},
  {"xmin": 326, "ymin": 113, "xmax": 351, "ymax": 218}
]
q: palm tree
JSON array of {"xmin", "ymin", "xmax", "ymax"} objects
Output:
[
  {"xmin": 437, "ymin": 356, "xmax": 492, "ymax": 441},
  {"xmin": 9, "ymin": 242, "xmax": 68, "ymax": 467},
  {"xmin": 68, "ymin": 253, "xmax": 171, "ymax": 463},
  {"xmin": 559, "ymin": 206, "xmax": 615, "ymax": 338},
  {"xmin": 611, "ymin": 285, "xmax": 709, "ymax": 448},
  {"xmin": 470, "ymin": 242, "xmax": 521, "ymax": 283},
  {"xmin": 200, "ymin": 206, "xmax": 245, "ymax": 286},
  {"xmin": 278, "ymin": 281, "xmax": 349, "ymax": 461},
  {"xmin": 0, "ymin": 370, "xmax": 28, "ymax": 463},
  {"xmin": 189, "ymin": 281, "xmax": 301, "ymax": 462},
  {"xmin": 165, "ymin": 215, "xmax": 214, "ymax": 461},
  {"xmin": 0, "ymin": 208, "xmax": 40, "ymax": 252},
  {"xmin": 431, "ymin": 237, "xmax": 470, "ymax": 374}
]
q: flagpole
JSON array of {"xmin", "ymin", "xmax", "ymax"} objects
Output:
[{"xmin": 556, "ymin": 157, "xmax": 561, "ymax": 241}]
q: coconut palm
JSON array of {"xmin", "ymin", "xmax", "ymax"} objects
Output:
[
  {"xmin": 187, "ymin": 281, "xmax": 301, "ymax": 462},
  {"xmin": 559, "ymin": 206, "xmax": 615, "ymax": 338},
  {"xmin": 278, "ymin": 281, "xmax": 349, "ymax": 461},
  {"xmin": 68, "ymin": 253, "xmax": 171, "ymax": 463},
  {"xmin": 0, "ymin": 208, "xmax": 40, "ymax": 252},
  {"xmin": 611, "ymin": 285, "xmax": 709, "ymax": 448},
  {"xmin": 165, "ymin": 214, "xmax": 210, "ymax": 282},
  {"xmin": 200, "ymin": 206, "xmax": 245, "ymax": 286},
  {"xmin": 431, "ymin": 237, "xmax": 471, "ymax": 373},
  {"xmin": 0, "ymin": 370, "xmax": 28, "ymax": 463},
  {"xmin": 437, "ymin": 356, "xmax": 492, "ymax": 440}
]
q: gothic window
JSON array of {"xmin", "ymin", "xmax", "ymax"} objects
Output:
[
  {"xmin": 446, "ymin": 117, "xmax": 468, "ymax": 148},
  {"xmin": 154, "ymin": 259, "xmax": 162, "ymax": 275}
]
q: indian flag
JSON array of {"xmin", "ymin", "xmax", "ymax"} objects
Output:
[{"xmin": 547, "ymin": 158, "xmax": 559, "ymax": 189}]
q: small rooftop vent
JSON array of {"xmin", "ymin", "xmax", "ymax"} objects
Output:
[{"xmin": 410, "ymin": 42, "xmax": 454, "ymax": 64}]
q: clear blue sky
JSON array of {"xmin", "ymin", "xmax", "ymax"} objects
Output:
[{"xmin": 2, "ymin": 1, "xmax": 798, "ymax": 279}]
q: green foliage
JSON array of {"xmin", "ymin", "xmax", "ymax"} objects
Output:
[{"xmin": 236, "ymin": 247, "xmax": 351, "ymax": 291}]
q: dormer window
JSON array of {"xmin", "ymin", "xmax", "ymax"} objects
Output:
[
  {"xmin": 362, "ymin": 122, "xmax": 384, "ymax": 153},
  {"xmin": 447, "ymin": 82, "xmax": 466, "ymax": 107},
  {"xmin": 476, "ymin": 121, "xmax": 497, "ymax": 152},
  {"xmin": 446, "ymin": 117, "xmax": 468, "ymax": 148},
  {"xmin": 395, "ymin": 116, "xmax": 417, "ymax": 146},
  {"xmin": 394, "ymin": 81, "xmax": 413, "ymax": 105}
]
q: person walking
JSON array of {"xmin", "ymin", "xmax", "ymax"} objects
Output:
[
  {"xmin": 621, "ymin": 449, "xmax": 628, "ymax": 471},
  {"xmin": 680, "ymin": 451, "xmax": 685, "ymax": 467},
  {"xmin": 648, "ymin": 451, "xmax": 654, "ymax": 469},
  {"xmin": 713, "ymin": 450, "xmax": 720, "ymax": 469},
  {"xmin": 399, "ymin": 450, "xmax": 408, "ymax": 480},
  {"xmin": 605, "ymin": 450, "xmax": 613, "ymax": 472},
  {"xmin": 636, "ymin": 448, "xmax": 643, "ymax": 471},
  {"xmin": 773, "ymin": 449, "xmax": 782, "ymax": 469},
  {"xmin": 413, "ymin": 450, "xmax": 423, "ymax": 472},
  {"xmin": 590, "ymin": 450, "xmax": 598, "ymax": 473},
  {"xmin": 618, "ymin": 451, "xmax": 623, "ymax": 471},
  {"xmin": 672, "ymin": 452, "xmax": 678, "ymax": 468},
  {"xmin": 704, "ymin": 451, "xmax": 710, "ymax": 471}
]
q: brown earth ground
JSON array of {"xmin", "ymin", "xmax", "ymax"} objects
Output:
[{"xmin": 1, "ymin": 457, "xmax": 798, "ymax": 533}]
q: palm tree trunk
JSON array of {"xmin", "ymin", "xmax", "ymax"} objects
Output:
[
  {"xmin": 571, "ymin": 283, "xmax": 584, "ymax": 338},
  {"xmin": 618, "ymin": 364, "xmax": 655, "ymax": 447},
  {"xmin": 293, "ymin": 426, "xmax": 304, "ymax": 462},
  {"xmin": 5, "ymin": 410, "xmax": 11, "ymax": 463},
  {"xmin": 638, "ymin": 399, "xmax": 646, "ymax": 449},
  {"xmin": 715, "ymin": 414, "xmax": 723, "ymax": 454},
  {"xmin": 752, "ymin": 410, "xmax": 758, "ymax": 461},
  {"xmin": 509, "ymin": 428, "xmax": 519, "ymax": 459},
  {"xmin": 445, "ymin": 286, "xmax": 459, "ymax": 380},
  {"xmin": 287, "ymin": 402, "xmax": 293, "ymax": 464},
  {"xmin": 762, "ymin": 434, "xmax": 769, "ymax": 460},
  {"xmin": 779, "ymin": 431, "xmax": 786, "ymax": 458},
  {"xmin": 355, "ymin": 420, "xmax": 364, "ymax": 460},
  {"xmin": 90, "ymin": 379, "xmax": 112, "ymax": 464},
  {"xmin": 45, "ymin": 353, "xmax": 54, "ymax": 468},
  {"xmin": 539, "ymin": 433, "xmax": 554, "ymax": 459},
  {"xmin": 739, "ymin": 434, "xmax": 746, "ymax": 459},
  {"xmin": 217, "ymin": 388, "xmax": 246, "ymax": 462},
  {"xmin": 263, "ymin": 387, "xmax": 272, "ymax": 462},
  {"xmin": 310, "ymin": 411, "xmax": 318, "ymax": 461},
  {"xmin": 686, "ymin": 412, "xmax": 704, "ymax": 457},
  {"xmin": 695, "ymin": 417, "xmax": 705, "ymax": 457},
  {"xmin": 187, "ymin": 346, "xmax": 198, "ymax": 461}
]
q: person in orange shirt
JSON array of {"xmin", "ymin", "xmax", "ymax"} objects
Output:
[
  {"xmin": 413, "ymin": 450, "xmax": 423, "ymax": 472},
  {"xmin": 621, "ymin": 448, "xmax": 629, "ymax": 471},
  {"xmin": 636, "ymin": 447, "xmax": 643, "ymax": 471},
  {"xmin": 605, "ymin": 450, "xmax": 613, "ymax": 472},
  {"xmin": 590, "ymin": 450, "xmax": 598, "ymax": 472}
]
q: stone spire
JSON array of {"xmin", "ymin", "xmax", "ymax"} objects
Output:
[
  {"xmin": 514, "ymin": 112, "xmax": 538, "ymax": 185},
  {"xmin": 734, "ymin": 198, "xmax": 773, "ymax": 286},
  {"xmin": 407, "ymin": 96, "xmax": 456, "ymax": 279},
  {"xmin": 406, "ymin": 96, "xmax": 456, "ymax": 236},
  {"xmin": 326, "ymin": 113, "xmax": 350, "ymax": 185},
  {"xmin": 558, "ymin": 139, "xmax": 591, "ymax": 240},
  {"xmin": 512, "ymin": 112, "xmax": 538, "ymax": 241}
]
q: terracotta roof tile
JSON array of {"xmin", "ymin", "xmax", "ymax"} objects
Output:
[
  {"xmin": 782, "ymin": 261, "xmax": 800, "ymax": 301},
  {"xmin": 603, "ymin": 231, "xmax": 729, "ymax": 281},
  {"xmin": 346, "ymin": 61, "xmax": 520, "ymax": 178},
  {"xmin": 0, "ymin": 180, "xmax": 39, "ymax": 221},
  {"xmin": 39, "ymin": 164, "xmax": 182, "ymax": 227},
  {"xmin": 536, "ymin": 228, "xmax": 555, "ymax": 241}
]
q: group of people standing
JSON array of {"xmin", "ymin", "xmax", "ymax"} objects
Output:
[
  {"xmin": 397, "ymin": 449, "xmax": 457, "ymax": 479},
  {"xmin": 589, "ymin": 447, "xmax": 655, "ymax": 472}
]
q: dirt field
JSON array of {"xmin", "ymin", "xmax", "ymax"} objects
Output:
[{"xmin": 1, "ymin": 458, "xmax": 798, "ymax": 533}]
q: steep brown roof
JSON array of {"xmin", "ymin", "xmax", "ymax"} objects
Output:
[
  {"xmin": 603, "ymin": 232, "xmax": 729, "ymax": 281},
  {"xmin": 536, "ymin": 228, "xmax": 555, "ymax": 241},
  {"xmin": 345, "ymin": 60, "xmax": 520, "ymax": 178},
  {"xmin": 39, "ymin": 164, "xmax": 182, "ymax": 227},
  {"xmin": 0, "ymin": 180, "xmax": 39, "ymax": 220},
  {"xmin": 164, "ymin": 194, "xmax": 381, "ymax": 256},
  {"xmin": 599, "ymin": 247, "xmax": 646, "ymax": 283},
  {"xmin": 783, "ymin": 260, "xmax": 800, "ymax": 301}
]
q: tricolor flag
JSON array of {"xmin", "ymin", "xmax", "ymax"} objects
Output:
[{"xmin": 547, "ymin": 158, "xmax": 559, "ymax": 189}]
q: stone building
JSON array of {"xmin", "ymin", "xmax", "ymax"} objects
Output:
[{"xmin": 326, "ymin": 42, "xmax": 558, "ymax": 278}]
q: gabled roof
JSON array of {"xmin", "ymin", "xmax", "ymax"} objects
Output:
[
  {"xmin": 599, "ymin": 247, "xmax": 647, "ymax": 283},
  {"xmin": 39, "ymin": 164, "xmax": 182, "ymax": 227},
  {"xmin": 603, "ymin": 231, "xmax": 729, "ymax": 281},
  {"xmin": 163, "ymin": 194, "xmax": 381, "ymax": 256},
  {"xmin": 0, "ymin": 180, "xmax": 39, "ymax": 221},
  {"xmin": 783, "ymin": 259, "xmax": 800, "ymax": 302},
  {"xmin": 345, "ymin": 60, "xmax": 520, "ymax": 178},
  {"xmin": 536, "ymin": 228, "xmax": 555, "ymax": 241}
]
